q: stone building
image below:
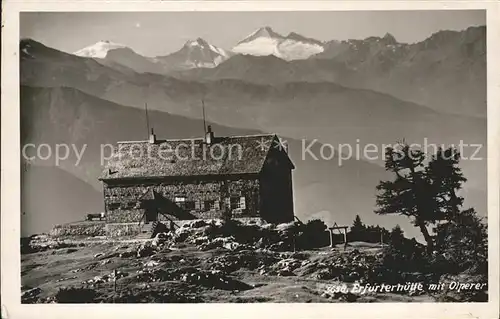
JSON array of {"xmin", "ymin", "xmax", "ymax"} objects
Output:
[{"xmin": 99, "ymin": 126, "xmax": 295, "ymax": 228}]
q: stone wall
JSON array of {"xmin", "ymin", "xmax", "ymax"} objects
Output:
[
  {"xmin": 50, "ymin": 222, "xmax": 106, "ymax": 238},
  {"xmin": 105, "ymin": 223, "xmax": 142, "ymax": 238},
  {"xmin": 106, "ymin": 209, "xmax": 144, "ymax": 223}
]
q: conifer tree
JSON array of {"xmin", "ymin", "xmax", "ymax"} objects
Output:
[
  {"xmin": 426, "ymin": 147, "xmax": 467, "ymax": 220},
  {"xmin": 351, "ymin": 214, "xmax": 365, "ymax": 232},
  {"xmin": 390, "ymin": 224, "xmax": 405, "ymax": 247},
  {"xmin": 376, "ymin": 142, "xmax": 478, "ymax": 256},
  {"xmin": 376, "ymin": 143, "xmax": 437, "ymax": 253}
]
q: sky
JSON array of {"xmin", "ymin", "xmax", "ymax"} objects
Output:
[{"xmin": 20, "ymin": 10, "xmax": 485, "ymax": 57}]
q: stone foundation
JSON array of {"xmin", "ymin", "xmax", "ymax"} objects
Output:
[{"xmin": 49, "ymin": 217, "xmax": 266, "ymax": 240}]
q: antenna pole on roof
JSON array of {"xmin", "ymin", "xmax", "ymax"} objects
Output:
[
  {"xmin": 201, "ymin": 99, "xmax": 207, "ymax": 135},
  {"xmin": 144, "ymin": 102, "xmax": 150, "ymax": 138}
]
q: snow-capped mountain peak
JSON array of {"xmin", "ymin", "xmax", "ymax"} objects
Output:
[
  {"xmin": 185, "ymin": 38, "xmax": 209, "ymax": 48},
  {"xmin": 154, "ymin": 38, "xmax": 232, "ymax": 70},
  {"xmin": 182, "ymin": 38, "xmax": 230, "ymax": 58},
  {"xmin": 238, "ymin": 26, "xmax": 284, "ymax": 45},
  {"xmin": 233, "ymin": 27, "xmax": 324, "ymax": 60},
  {"xmin": 74, "ymin": 40, "xmax": 127, "ymax": 59}
]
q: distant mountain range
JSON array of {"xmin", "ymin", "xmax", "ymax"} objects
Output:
[
  {"xmin": 19, "ymin": 25, "xmax": 487, "ymax": 237},
  {"xmin": 75, "ymin": 38, "xmax": 232, "ymax": 73},
  {"xmin": 68, "ymin": 25, "xmax": 486, "ymax": 117}
]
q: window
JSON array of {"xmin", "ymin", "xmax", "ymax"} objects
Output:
[
  {"xmin": 229, "ymin": 196, "xmax": 246, "ymax": 210},
  {"xmin": 175, "ymin": 196, "xmax": 186, "ymax": 203},
  {"xmin": 107, "ymin": 203, "xmax": 120, "ymax": 210},
  {"xmin": 175, "ymin": 196, "xmax": 186, "ymax": 209},
  {"xmin": 125, "ymin": 201, "xmax": 137, "ymax": 209},
  {"xmin": 174, "ymin": 196, "xmax": 196, "ymax": 211},
  {"xmin": 206, "ymin": 200, "xmax": 221, "ymax": 210},
  {"xmin": 184, "ymin": 201, "xmax": 195, "ymax": 211},
  {"xmin": 205, "ymin": 200, "xmax": 220, "ymax": 210},
  {"xmin": 239, "ymin": 196, "xmax": 246, "ymax": 210},
  {"xmin": 195, "ymin": 200, "xmax": 204, "ymax": 210},
  {"xmin": 204, "ymin": 200, "xmax": 213, "ymax": 210}
]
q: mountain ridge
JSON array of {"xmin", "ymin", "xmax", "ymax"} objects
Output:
[{"xmin": 173, "ymin": 25, "xmax": 486, "ymax": 117}]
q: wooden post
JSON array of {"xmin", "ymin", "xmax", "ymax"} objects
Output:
[
  {"xmin": 329, "ymin": 225, "xmax": 349, "ymax": 250},
  {"xmin": 343, "ymin": 228, "xmax": 348, "ymax": 251},
  {"xmin": 328, "ymin": 229, "xmax": 333, "ymax": 248}
]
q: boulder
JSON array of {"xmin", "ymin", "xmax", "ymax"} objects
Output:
[
  {"xmin": 190, "ymin": 220, "xmax": 208, "ymax": 228},
  {"xmin": 144, "ymin": 260, "xmax": 160, "ymax": 268},
  {"xmin": 152, "ymin": 232, "xmax": 168, "ymax": 247},
  {"xmin": 119, "ymin": 250, "xmax": 136, "ymax": 258},
  {"xmin": 137, "ymin": 244, "xmax": 156, "ymax": 258}
]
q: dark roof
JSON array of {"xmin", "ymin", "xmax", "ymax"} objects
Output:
[{"xmin": 99, "ymin": 134, "xmax": 293, "ymax": 180}]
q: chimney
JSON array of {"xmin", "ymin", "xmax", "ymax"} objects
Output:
[
  {"xmin": 205, "ymin": 125, "xmax": 214, "ymax": 145},
  {"xmin": 149, "ymin": 128, "xmax": 156, "ymax": 144}
]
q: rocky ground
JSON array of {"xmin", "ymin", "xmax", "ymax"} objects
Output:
[{"xmin": 20, "ymin": 220, "xmax": 481, "ymax": 303}]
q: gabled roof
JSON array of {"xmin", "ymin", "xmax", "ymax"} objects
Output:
[{"xmin": 99, "ymin": 134, "xmax": 293, "ymax": 181}]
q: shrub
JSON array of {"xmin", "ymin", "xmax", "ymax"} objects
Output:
[
  {"xmin": 380, "ymin": 227, "xmax": 429, "ymax": 277},
  {"xmin": 381, "ymin": 240, "xmax": 428, "ymax": 274},
  {"xmin": 304, "ymin": 219, "xmax": 327, "ymax": 233},
  {"xmin": 433, "ymin": 208, "xmax": 488, "ymax": 277},
  {"xmin": 296, "ymin": 219, "xmax": 330, "ymax": 249}
]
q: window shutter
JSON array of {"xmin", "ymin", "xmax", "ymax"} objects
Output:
[
  {"xmin": 214, "ymin": 200, "xmax": 220, "ymax": 210},
  {"xmin": 195, "ymin": 200, "xmax": 200, "ymax": 210},
  {"xmin": 240, "ymin": 196, "xmax": 246, "ymax": 209}
]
